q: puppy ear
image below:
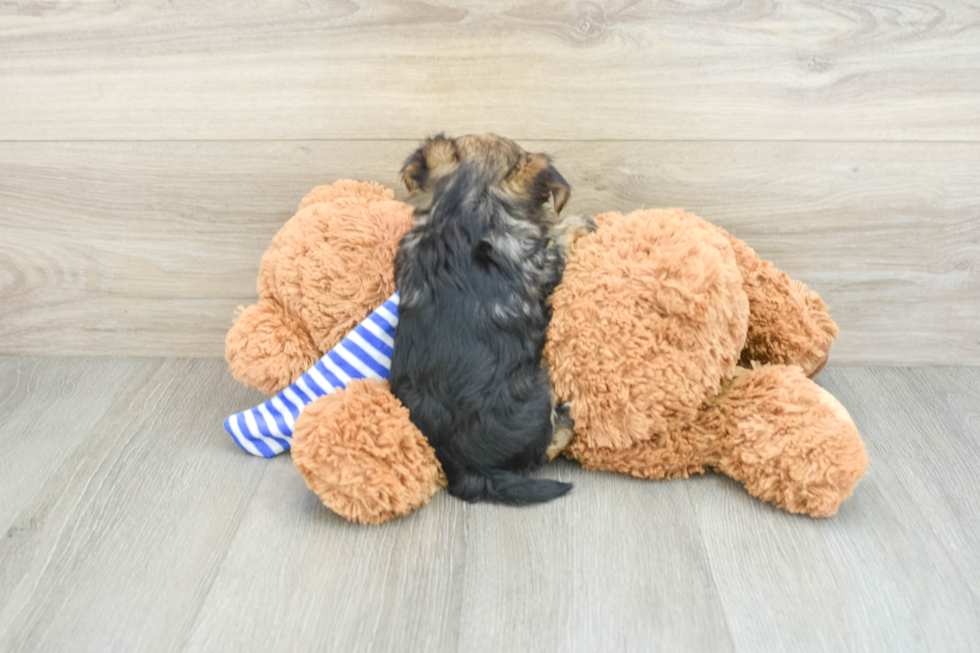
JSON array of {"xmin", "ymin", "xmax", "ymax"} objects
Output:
[
  {"xmin": 531, "ymin": 160, "xmax": 571, "ymax": 214},
  {"xmin": 400, "ymin": 133, "xmax": 458, "ymax": 192},
  {"xmin": 547, "ymin": 165, "xmax": 571, "ymax": 214},
  {"xmin": 400, "ymin": 146, "xmax": 429, "ymax": 192}
]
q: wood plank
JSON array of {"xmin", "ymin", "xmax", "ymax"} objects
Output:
[
  {"xmin": 183, "ymin": 458, "xmax": 468, "ymax": 653},
  {"xmin": 0, "ymin": 358, "xmax": 270, "ymax": 653},
  {"xmin": 2, "ymin": 362, "xmax": 980, "ymax": 651},
  {"xmin": 1, "ymin": 1, "xmax": 979, "ymax": 141},
  {"xmin": 2, "ymin": 140, "xmax": 977, "ymax": 363},
  {"xmin": 184, "ymin": 457, "xmax": 731, "ymax": 653},
  {"xmin": 455, "ymin": 460, "xmax": 733, "ymax": 652},
  {"xmin": 687, "ymin": 368, "xmax": 980, "ymax": 652},
  {"xmin": 819, "ymin": 367, "xmax": 980, "ymax": 601},
  {"xmin": 0, "ymin": 357, "xmax": 152, "ymax": 533}
]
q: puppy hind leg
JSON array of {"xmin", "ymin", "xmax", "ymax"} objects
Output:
[{"xmin": 547, "ymin": 382, "xmax": 575, "ymax": 460}]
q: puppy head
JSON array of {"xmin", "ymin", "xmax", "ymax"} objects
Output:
[{"xmin": 401, "ymin": 133, "xmax": 570, "ymax": 217}]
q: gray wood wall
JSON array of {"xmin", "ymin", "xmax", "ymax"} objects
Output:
[{"xmin": 2, "ymin": 1, "xmax": 978, "ymax": 364}]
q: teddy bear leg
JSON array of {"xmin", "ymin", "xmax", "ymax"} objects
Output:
[
  {"xmin": 225, "ymin": 299, "xmax": 322, "ymax": 394},
  {"xmin": 722, "ymin": 232, "xmax": 839, "ymax": 378},
  {"xmin": 698, "ymin": 364, "xmax": 867, "ymax": 517},
  {"xmin": 291, "ymin": 379, "xmax": 446, "ymax": 525},
  {"xmin": 564, "ymin": 429, "xmax": 711, "ymax": 482}
]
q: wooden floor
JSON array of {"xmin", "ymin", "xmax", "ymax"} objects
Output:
[{"xmin": 0, "ymin": 357, "xmax": 977, "ymax": 652}]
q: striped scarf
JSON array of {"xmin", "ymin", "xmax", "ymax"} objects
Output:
[{"xmin": 224, "ymin": 294, "xmax": 400, "ymax": 457}]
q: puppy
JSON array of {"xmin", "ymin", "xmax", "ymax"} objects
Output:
[{"xmin": 389, "ymin": 134, "xmax": 573, "ymax": 505}]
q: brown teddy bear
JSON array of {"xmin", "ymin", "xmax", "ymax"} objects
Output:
[
  {"xmin": 225, "ymin": 180, "xmax": 413, "ymax": 395},
  {"xmin": 226, "ymin": 180, "xmax": 867, "ymax": 524}
]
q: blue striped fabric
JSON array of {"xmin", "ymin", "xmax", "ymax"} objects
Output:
[{"xmin": 224, "ymin": 293, "xmax": 400, "ymax": 458}]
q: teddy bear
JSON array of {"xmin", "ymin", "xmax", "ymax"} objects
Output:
[
  {"xmin": 225, "ymin": 180, "xmax": 867, "ymax": 524},
  {"xmin": 225, "ymin": 180, "xmax": 413, "ymax": 395}
]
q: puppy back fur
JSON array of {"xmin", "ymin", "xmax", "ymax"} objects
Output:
[{"xmin": 390, "ymin": 163, "xmax": 572, "ymax": 505}]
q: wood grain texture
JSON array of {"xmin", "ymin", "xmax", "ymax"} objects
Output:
[
  {"xmin": 0, "ymin": 357, "xmax": 268, "ymax": 653},
  {"xmin": 454, "ymin": 465, "xmax": 733, "ymax": 652},
  {"xmin": 686, "ymin": 367, "xmax": 980, "ymax": 653},
  {"xmin": 0, "ymin": 357, "xmax": 150, "ymax": 533},
  {"xmin": 183, "ymin": 459, "xmax": 469, "ymax": 653},
  {"xmin": 819, "ymin": 367, "xmax": 980, "ymax": 601},
  {"xmin": 688, "ymin": 473, "xmax": 980, "ymax": 652},
  {"xmin": 2, "ymin": 360, "xmax": 980, "ymax": 652},
  {"xmin": 2, "ymin": 140, "xmax": 977, "ymax": 363},
  {"xmin": 1, "ymin": 0, "xmax": 979, "ymax": 141},
  {"xmin": 187, "ymin": 458, "xmax": 733, "ymax": 652}
]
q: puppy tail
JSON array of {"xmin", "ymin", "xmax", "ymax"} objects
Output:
[{"xmin": 449, "ymin": 468, "xmax": 572, "ymax": 506}]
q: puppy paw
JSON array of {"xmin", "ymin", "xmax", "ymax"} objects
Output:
[
  {"xmin": 548, "ymin": 402, "xmax": 575, "ymax": 460},
  {"xmin": 551, "ymin": 214, "xmax": 597, "ymax": 253}
]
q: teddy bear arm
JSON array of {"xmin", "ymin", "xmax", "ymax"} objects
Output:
[
  {"xmin": 722, "ymin": 231, "xmax": 839, "ymax": 378},
  {"xmin": 225, "ymin": 298, "xmax": 322, "ymax": 394},
  {"xmin": 291, "ymin": 380, "xmax": 445, "ymax": 524}
]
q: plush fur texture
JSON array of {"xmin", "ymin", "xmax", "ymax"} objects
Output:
[
  {"xmin": 721, "ymin": 233, "xmax": 839, "ymax": 378},
  {"xmin": 547, "ymin": 209, "xmax": 864, "ymax": 516},
  {"xmin": 545, "ymin": 208, "xmax": 750, "ymax": 452},
  {"xmin": 226, "ymin": 181, "xmax": 413, "ymax": 393},
  {"xmin": 391, "ymin": 141, "xmax": 572, "ymax": 505},
  {"xmin": 225, "ymin": 179, "xmax": 866, "ymax": 522},
  {"xmin": 292, "ymin": 379, "xmax": 446, "ymax": 525}
]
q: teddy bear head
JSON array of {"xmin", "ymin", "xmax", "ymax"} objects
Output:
[{"xmin": 226, "ymin": 181, "xmax": 414, "ymax": 394}]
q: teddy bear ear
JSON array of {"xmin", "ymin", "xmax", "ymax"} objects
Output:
[{"xmin": 400, "ymin": 133, "xmax": 458, "ymax": 192}]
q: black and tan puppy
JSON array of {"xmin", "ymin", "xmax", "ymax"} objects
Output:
[{"xmin": 389, "ymin": 134, "xmax": 573, "ymax": 505}]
